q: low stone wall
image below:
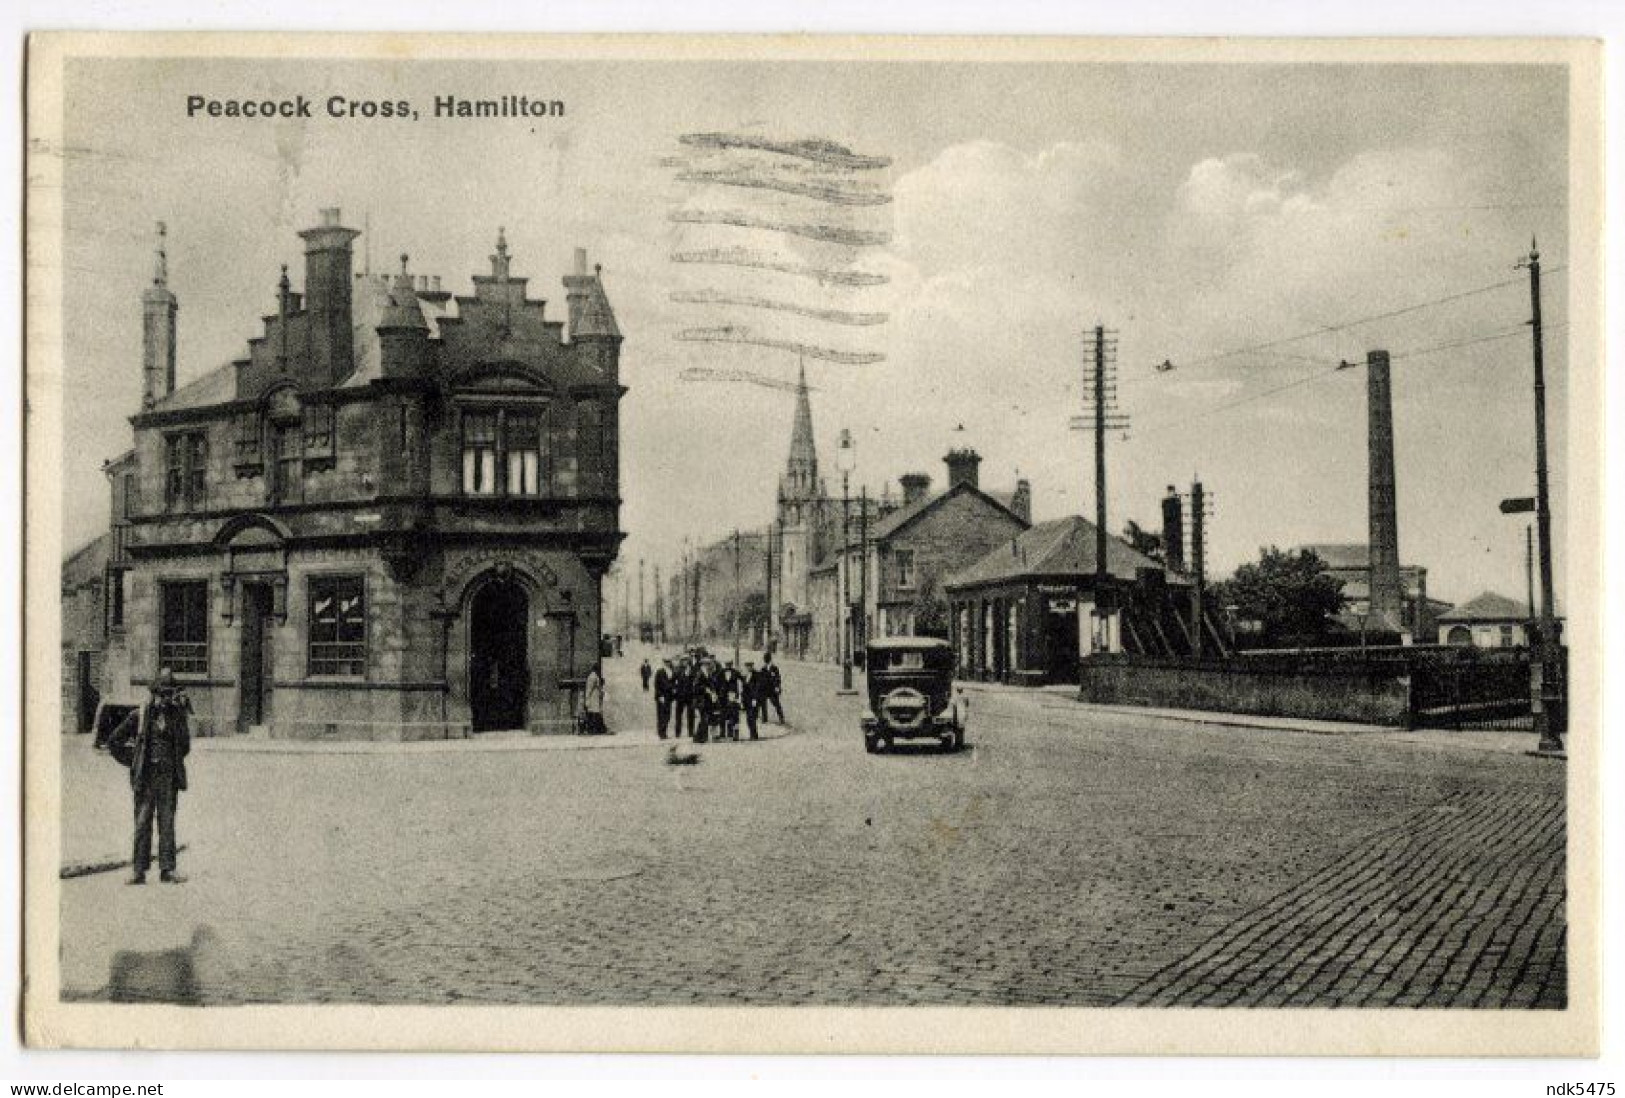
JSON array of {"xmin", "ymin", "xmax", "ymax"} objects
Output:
[{"xmin": 1077, "ymin": 656, "xmax": 1414, "ymax": 727}]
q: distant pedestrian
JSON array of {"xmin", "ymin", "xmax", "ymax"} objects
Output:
[
  {"xmin": 639, "ymin": 658, "xmax": 652, "ymax": 692},
  {"xmin": 761, "ymin": 652, "xmax": 785, "ymax": 724},
  {"xmin": 581, "ymin": 665, "xmax": 607, "ymax": 736},
  {"xmin": 107, "ymin": 668, "xmax": 192, "ymax": 885},
  {"xmin": 653, "ymin": 659, "xmax": 674, "ymax": 739}
]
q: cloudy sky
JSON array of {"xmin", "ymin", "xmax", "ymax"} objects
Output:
[{"xmin": 56, "ymin": 56, "xmax": 1570, "ymax": 606}]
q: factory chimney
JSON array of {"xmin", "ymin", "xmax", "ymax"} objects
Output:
[
  {"xmin": 1367, "ymin": 349, "xmax": 1403, "ymax": 622},
  {"xmin": 1161, "ymin": 486, "xmax": 1185, "ymax": 573}
]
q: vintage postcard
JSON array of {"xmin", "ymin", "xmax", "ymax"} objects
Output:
[{"xmin": 23, "ymin": 33, "xmax": 1602, "ymax": 1054}]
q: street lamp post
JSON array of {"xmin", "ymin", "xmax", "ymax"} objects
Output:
[
  {"xmin": 1519, "ymin": 241, "xmax": 1564, "ymax": 755},
  {"xmin": 837, "ymin": 428, "xmax": 857, "ymax": 694}
]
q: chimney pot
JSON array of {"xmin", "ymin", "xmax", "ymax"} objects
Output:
[{"xmin": 574, "ymin": 247, "xmax": 588, "ymax": 276}]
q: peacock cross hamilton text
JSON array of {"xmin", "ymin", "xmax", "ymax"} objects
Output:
[{"xmin": 185, "ymin": 94, "xmax": 565, "ymax": 121}]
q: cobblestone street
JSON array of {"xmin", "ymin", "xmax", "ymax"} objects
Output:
[{"xmin": 59, "ymin": 649, "xmax": 1565, "ymax": 1008}]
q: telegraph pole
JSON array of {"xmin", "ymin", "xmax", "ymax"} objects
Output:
[
  {"xmin": 1073, "ymin": 325, "xmax": 1126, "ymax": 653},
  {"xmin": 764, "ymin": 521, "xmax": 776, "ymax": 652},
  {"xmin": 731, "ymin": 526, "xmax": 744, "ymax": 665},
  {"xmin": 1189, "ymin": 479, "xmax": 1208, "ymax": 656},
  {"xmin": 637, "ymin": 558, "xmax": 645, "ymax": 641},
  {"xmin": 1520, "ymin": 240, "xmax": 1564, "ymax": 754},
  {"xmin": 859, "ymin": 485, "xmax": 870, "ymax": 650},
  {"xmin": 653, "ymin": 563, "xmax": 664, "ymax": 645},
  {"xmin": 1093, "ymin": 326, "xmax": 1108, "ymax": 590},
  {"xmin": 1526, "ymin": 525, "xmax": 1536, "ymax": 636},
  {"xmin": 840, "ymin": 464, "xmax": 853, "ymax": 690}
]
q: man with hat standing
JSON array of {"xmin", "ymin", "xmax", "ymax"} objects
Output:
[
  {"xmin": 742, "ymin": 660, "xmax": 766, "ymax": 741},
  {"xmin": 652, "ymin": 657, "xmax": 675, "ymax": 739},
  {"xmin": 108, "ymin": 668, "xmax": 193, "ymax": 885}
]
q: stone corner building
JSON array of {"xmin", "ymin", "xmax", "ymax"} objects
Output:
[{"xmin": 99, "ymin": 211, "xmax": 624, "ymax": 739}]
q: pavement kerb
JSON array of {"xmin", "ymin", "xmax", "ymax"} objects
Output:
[
  {"xmin": 188, "ymin": 722, "xmax": 799, "ymax": 756},
  {"xmin": 752, "ymin": 658, "xmax": 1539, "ymax": 754}
]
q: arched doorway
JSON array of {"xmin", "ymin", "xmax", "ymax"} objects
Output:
[
  {"xmin": 469, "ymin": 578, "xmax": 529, "ymax": 732},
  {"xmin": 1445, "ymin": 625, "xmax": 1474, "ymax": 647}
]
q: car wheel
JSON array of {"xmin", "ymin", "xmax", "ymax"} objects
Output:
[{"xmin": 864, "ymin": 735, "xmax": 879, "ymax": 754}]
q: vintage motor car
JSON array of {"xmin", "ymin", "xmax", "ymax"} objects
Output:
[{"xmin": 860, "ymin": 636, "xmax": 967, "ymax": 753}]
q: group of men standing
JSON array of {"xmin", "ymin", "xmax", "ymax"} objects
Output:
[{"xmin": 643, "ymin": 651, "xmax": 785, "ymax": 743}]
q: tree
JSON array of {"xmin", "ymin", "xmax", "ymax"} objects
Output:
[
  {"xmin": 1122, "ymin": 519, "xmax": 1164, "ymax": 562},
  {"xmin": 910, "ymin": 571, "xmax": 949, "ymax": 638},
  {"xmin": 720, "ymin": 590, "xmax": 770, "ymax": 641},
  {"xmin": 1211, "ymin": 547, "xmax": 1346, "ymax": 644}
]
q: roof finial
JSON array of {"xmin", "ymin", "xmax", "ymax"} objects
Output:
[
  {"xmin": 277, "ymin": 263, "xmax": 290, "ymax": 305},
  {"xmin": 399, "ymin": 253, "xmax": 410, "ymax": 276},
  {"xmin": 491, "ymin": 227, "xmax": 511, "ymax": 280},
  {"xmin": 152, "ymin": 221, "xmax": 168, "ymax": 287}
]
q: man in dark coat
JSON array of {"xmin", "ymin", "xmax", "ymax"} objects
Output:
[
  {"xmin": 639, "ymin": 658, "xmax": 652, "ymax": 692},
  {"xmin": 652, "ymin": 658, "xmax": 674, "ymax": 739},
  {"xmin": 718, "ymin": 661, "xmax": 743, "ymax": 741},
  {"xmin": 107, "ymin": 669, "xmax": 193, "ymax": 885},
  {"xmin": 761, "ymin": 652, "xmax": 786, "ymax": 724},
  {"xmin": 691, "ymin": 660, "xmax": 715, "ymax": 744},
  {"xmin": 742, "ymin": 661, "xmax": 766, "ymax": 740},
  {"xmin": 672, "ymin": 658, "xmax": 692, "ymax": 738}
]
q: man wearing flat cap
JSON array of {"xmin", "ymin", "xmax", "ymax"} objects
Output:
[{"xmin": 108, "ymin": 668, "xmax": 193, "ymax": 885}]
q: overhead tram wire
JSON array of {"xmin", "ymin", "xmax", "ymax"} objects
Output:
[
  {"xmin": 1134, "ymin": 317, "xmax": 1570, "ymax": 439},
  {"xmin": 1160, "ymin": 266, "xmax": 1567, "ymax": 375},
  {"xmin": 1132, "ymin": 363, "xmax": 1348, "ymax": 439},
  {"xmin": 1389, "ymin": 321, "xmax": 1571, "ymax": 364}
]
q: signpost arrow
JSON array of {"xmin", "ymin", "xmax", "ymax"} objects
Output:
[{"xmin": 1499, "ymin": 496, "xmax": 1536, "ymax": 515}]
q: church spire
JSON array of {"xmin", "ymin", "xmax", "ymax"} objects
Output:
[{"xmin": 781, "ymin": 357, "xmax": 820, "ymax": 504}]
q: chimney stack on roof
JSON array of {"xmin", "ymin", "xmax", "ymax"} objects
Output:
[
  {"xmin": 1011, "ymin": 477, "xmax": 1032, "ymax": 523},
  {"xmin": 944, "ymin": 448, "xmax": 981, "ymax": 490},
  {"xmin": 564, "ymin": 244, "xmax": 621, "ymax": 341},
  {"xmin": 140, "ymin": 221, "xmax": 178, "ymax": 408},
  {"xmin": 298, "ymin": 207, "xmax": 361, "ymax": 384},
  {"xmin": 900, "ymin": 473, "xmax": 932, "ymax": 507}
]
